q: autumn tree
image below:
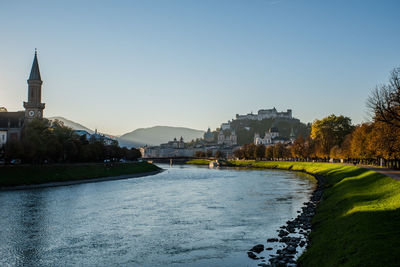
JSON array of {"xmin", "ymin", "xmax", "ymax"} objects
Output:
[
  {"xmin": 291, "ymin": 136, "xmax": 306, "ymax": 159},
  {"xmin": 311, "ymin": 115, "xmax": 353, "ymax": 159},
  {"xmin": 350, "ymin": 123, "xmax": 374, "ymax": 161},
  {"xmin": 265, "ymin": 146, "xmax": 274, "ymax": 160},
  {"xmin": 243, "ymin": 143, "xmax": 256, "ymax": 159},
  {"xmin": 195, "ymin": 151, "xmax": 204, "ymax": 158},
  {"xmin": 273, "ymin": 143, "xmax": 286, "ymax": 159},
  {"xmin": 233, "ymin": 148, "xmax": 244, "ymax": 159},
  {"xmin": 367, "ymin": 67, "xmax": 400, "ymax": 128},
  {"xmin": 339, "ymin": 134, "xmax": 352, "ymax": 160},
  {"xmin": 370, "ymin": 121, "xmax": 400, "ymax": 167},
  {"xmin": 254, "ymin": 144, "xmax": 266, "ymax": 159},
  {"xmin": 215, "ymin": 150, "xmax": 224, "ymax": 159}
]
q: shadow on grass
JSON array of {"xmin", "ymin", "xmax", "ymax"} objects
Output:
[{"xmin": 300, "ymin": 208, "xmax": 400, "ymax": 267}]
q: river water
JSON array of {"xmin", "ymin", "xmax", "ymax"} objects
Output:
[{"xmin": 0, "ymin": 164, "xmax": 315, "ymax": 267}]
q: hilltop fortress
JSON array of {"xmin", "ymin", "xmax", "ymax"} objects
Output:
[{"xmin": 235, "ymin": 108, "xmax": 292, "ymax": 121}]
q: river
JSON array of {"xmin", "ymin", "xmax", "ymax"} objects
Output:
[{"xmin": 0, "ymin": 164, "xmax": 315, "ymax": 266}]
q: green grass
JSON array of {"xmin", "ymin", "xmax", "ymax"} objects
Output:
[
  {"xmin": 186, "ymin": 159, "xmax": 211, "ymax": 165},
  {"xmin": 0, "ymin": 162, "xmax": 161, "ymax": 187},
  {"xmin": 227, "ymin": 160, "xmax": 400, "ymax": 266}
]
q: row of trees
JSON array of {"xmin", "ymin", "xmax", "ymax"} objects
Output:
[
  {"xmin": 2, "ymin": 119, "xmax": 141, "ymax": 164},
  {"xmin": 233, "ymin": 114, "xmax": 354, "ymax": 161},
  {"xmin": 233, "ymin": 68, "xmax": 400, "ymax": 168},
  {"xmin": 234, "ymin": 118, "xmax": 400, "ymax": 168},
  {"xmin": 194, "ymin": 150, "xmax": 224, "ymax": 159}
]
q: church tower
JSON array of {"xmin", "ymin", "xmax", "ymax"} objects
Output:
[{"xmin": 24, "ymin": 50, "xmax": 45, "ymax": 122}]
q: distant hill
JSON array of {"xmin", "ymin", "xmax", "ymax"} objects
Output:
[
  {"xmin": 47, "ymin": 116, "xmax": 94, "ymax": 134},
  {"xmin": 46, "ymin": 117, "xmax": 204, "ymax": 148},
  {"xmin": 120, "ymin": 126, "xmax": 205, "ymax": 146}
]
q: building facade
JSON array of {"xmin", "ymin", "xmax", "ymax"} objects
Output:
[
  {"xmin": 217, "ymin": 130, "xmax": 237, "ymax": 146},
  {"xmin": 254, "ymin": 127, "xmax": 287, "ymax": 145},
  {"xmin": 220, "ymin": 122, "xmax": 231, "ymax": 130},
  {"xmin": 140, "ymin": 134, "xmax": 240, "ymax": 159}
]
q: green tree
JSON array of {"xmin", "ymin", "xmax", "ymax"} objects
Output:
[
  {"xmin": 23, "ymin": 118, "xmax": 53, "ymax": 163},
  {"xmin": 4, "ymin": 139, "xmax": 24, "ymax": 161}
]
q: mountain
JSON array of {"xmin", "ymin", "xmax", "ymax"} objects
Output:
[
  {"xmin": 47, "ymin": 116, "xmax": 94, "ymax": 134},
  {"xmin": 47, "ymin": 117, "xmax": 204, "ymax": 147},
  {"xmin": 120, "ymin": 126, "xmax": 205, "ymax": 146}
]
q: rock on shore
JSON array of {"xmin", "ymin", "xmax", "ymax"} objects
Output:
[{"xmin": 247, "ymin": 173, "xmax": 325, "ymax": 266}]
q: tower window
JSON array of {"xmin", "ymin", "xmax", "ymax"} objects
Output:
[{"xmin": 31, "ymin": 90, "xmax": 34, "ymax": 98}]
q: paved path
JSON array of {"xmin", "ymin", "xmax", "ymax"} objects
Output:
[{"xmin": 357, "ymin": 165, "xmax": 400, "ymax": 181}]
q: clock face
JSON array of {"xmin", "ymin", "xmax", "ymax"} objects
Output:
[{"xmin": 28, "ymin": 110, "xmax": 35, "ymax": 117}]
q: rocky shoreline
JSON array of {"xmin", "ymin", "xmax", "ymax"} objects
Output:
[{"xmin": 247, "ymin": 172, "xmax": 325, "ymax": 266}]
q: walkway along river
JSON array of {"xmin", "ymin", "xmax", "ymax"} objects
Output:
[{"xmin": 0, "ymin": 163, "xmax": 316, "ymax": 266}]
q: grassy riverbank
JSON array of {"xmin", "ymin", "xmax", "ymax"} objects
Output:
[
  {"xmin": 188, "ymin": 160, "xmax": 400, "ymax": 266},
  {"xmin": 0, "ymin": 162, "xmax": 160, "ymax": 187},
  {"xmin": 186, "ymin": 159, "xmax": 211, "ymax": 165}
]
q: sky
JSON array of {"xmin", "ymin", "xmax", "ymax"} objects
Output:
[{"xmin": 1, "ymin": 0, "xmax": 399, "ymax": 135}]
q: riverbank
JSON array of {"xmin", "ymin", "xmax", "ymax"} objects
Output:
[
  {"xmin": 187, "ymin": 160, "xmax": 400, "ymax": 266},
  {"xmin": 0, "ymin": 162, "xmax": 161, "ymax": 189}
]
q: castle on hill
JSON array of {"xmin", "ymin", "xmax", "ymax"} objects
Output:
[{"xmin": 235, "ymin": 107, "xmax": 292, "ymax": 121}]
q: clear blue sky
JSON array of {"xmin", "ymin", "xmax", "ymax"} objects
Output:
[{"xmin": 1, "ymin": 0, "xmax": 399, "ymax": 135}]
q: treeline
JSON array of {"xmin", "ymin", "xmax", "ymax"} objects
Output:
[
  {"xmin": 3, "ymin": 119, "xmax": 141, "ymax": 164},
  {"xmin": 194, "ymin": 150, "xmax": 224, "ymax": 159},
  {"xmin": 234, "ymin": 117, "xmax": 400, "ymax": 168},
  {"xmin": 234, "ymin": 68, "xmax": 400, "ymax": 169},
  {"xmin": 233, "ymin": 114, "xmax": 354, "ymax": 161}
]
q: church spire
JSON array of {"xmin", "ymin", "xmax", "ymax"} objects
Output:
[
  {"xmin": 24, "ymin": 49, "xmax": 45, "ymax": 121},
  {"xmin": 29, "ymin": 49, "xmax": 41, "ymax": 81}
]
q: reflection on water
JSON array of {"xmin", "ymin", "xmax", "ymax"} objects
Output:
[{"xmin": 0, "ymin": 164, "xmax": 315, "ymax": 266}]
